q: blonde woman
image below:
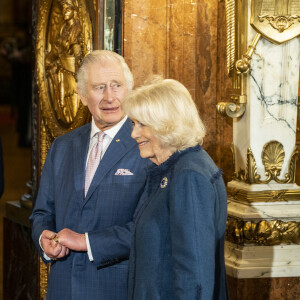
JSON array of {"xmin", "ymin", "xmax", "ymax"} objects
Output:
[{"xmin": 123, "ymin": 77, "xmax": 229, "ymax": 300}]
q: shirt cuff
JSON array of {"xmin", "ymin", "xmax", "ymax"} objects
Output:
[
  {"xmin": 85, "ymin": 232, "xmax": 94, "ymax": 261},
  {"xmin": 39, "ymin": 234, "xmax": 52, "ymax": 261}
]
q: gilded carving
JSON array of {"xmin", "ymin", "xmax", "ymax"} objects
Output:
[
  {"xmin": 232, "ymin": 142, "xmax": 298, "ymax": 184},
  {"xmin": 251, "ymin": 0, "xmax": 300, "ymax": 44},
  {"xmin": 218, "ymin": 0, "xmax": 254, "ymax": 119},
  {"xmin": 227, "ymin": 186, "xmax": 300, "ymax": 203},
  {"xmin": 225, "ymin": 0, "xmax": 235, "ymax": 77},
  {"xmin": 227, "ymin": 216, "xmax": 300, "ymax": 246},
  {"xmin": 259, "ymin": 15, "xmax": 300, "ymax": 33},
  {"xmin": 36, "ymin": 0, "xmax": 92, "ymax": 140},
  {"xmin": 36, "ymin": 0, "xmax": 93, "ymax": 297},
  {"xmin": 39, "ymin": 258, "xmax": 51, "ymax": 300},
  {"xmin": 45, "ymin": 0, "xmax": 83, "ymax": 124}
]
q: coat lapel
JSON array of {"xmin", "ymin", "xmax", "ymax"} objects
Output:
[
  {"xmin": 73, "ymin": 123, "xmax": 91, "ymax": 197},
  {"xmin": 84, "ymin": 118, "xmax": 136, "ymax": 203}
]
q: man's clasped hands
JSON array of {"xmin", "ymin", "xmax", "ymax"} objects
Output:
[{"xmin": 40, "ymin": 228, "xmax": 87, "ymax": 260}]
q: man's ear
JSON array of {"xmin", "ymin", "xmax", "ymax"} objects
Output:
[{"xmin": 77, "ymin": 87, "xmax": 87, "ymax": 106}]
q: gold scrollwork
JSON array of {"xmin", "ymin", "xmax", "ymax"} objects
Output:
[
  {"xmin": 227, "ymin": 186, "xmax": 300, "ymax": 203},
  {"xmin": 36, "ymin": 0, "xmax": 93, "ymax": 298},
  {"xmin": 258, "ymin": 15, "xmax": 300, "ymax": 33},
  {"xmin": 251, "ymin": 0, "xmax": 300, "ymax": 44},
  {"xmin": 226, "ymin": 216, "xmax": 300, "ymax": 246},
  {"xmin": 232, "ymin": 142, "xmax": 298, "ymax": 184},
  {"xmin": 225, "ymin": 0, "xmax": 235, "ymax": 77},
  {"xmin": 39, "ymin": 258, "xmax": 51, "ymax": 300},
  {"xmin": 36, "ymin": 0, "xmax": 92, "ymax": 140}
]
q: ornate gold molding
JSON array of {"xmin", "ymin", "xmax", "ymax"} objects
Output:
[
  {"xmin": 235, "ymin": 33, "xmax": 261, "ymax": 75},
  {"xmin": 251, "ymin": 0, "xmax": 300, "ymax": 44},
  {"xmin": 225, "ymin": 0, "xmax": 235, "ymax": 77},
  {"xmin": 232, "ymin": 142, "xmax": 298, "ymax": 184},
  {"xmin": 36, "ymin": 0, "xmax": 92, "ymax": 140},
  {"xmin": 39, "ymin": 258, "xmax": 51, "ymax": 300},
  {"xmin": 258, "ymin": 15, "xmax": 300, "ymax": 33},
  {"xmin": 227, "ymin": 186, "xmax": 300, "ymax": 203},
  {"xmin": 226, "ymin": 216, "xmax": 300, "ymax": 246},
  {"xmin": 36, "ymin": 0, "xmax": 93, "ymax": 298}
]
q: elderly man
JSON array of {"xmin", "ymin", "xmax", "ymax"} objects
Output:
[{"xmin": 30, "ymin": 50, "xmax": 148, "ymax": 299}]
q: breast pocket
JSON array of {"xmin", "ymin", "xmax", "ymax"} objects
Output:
[{"xmin": 112, "ymin": 169, "xmax": 146, "ymax": 185}]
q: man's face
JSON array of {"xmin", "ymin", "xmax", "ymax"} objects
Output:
[{"xmin": 78, "ymin": 61, "xmax": 128, "ymax": 131}]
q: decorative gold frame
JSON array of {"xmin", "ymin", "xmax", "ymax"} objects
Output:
[
  {"xmin": 251, "ymin": 0, "xmax": 300, "ymax": 44},
  {"xmin": 36, "ymin": 0, "xmax": 93, "ymax": 298},
  {"xmin": 227, "ymin": 216, "xmax": 300, "ymax": 246},
  {"xmin": 217, "ymin": 0, "xmax": 250, "ymax": 119},
  {"xmin": 227, "ymin": 186, "xmax": 300, "ymax": 203},
  {"xmin": 232, "ymin": 141, "xmax": 298, "ymax": 184},
  {"xmin": 36, "ymin": 0, "xmax": 92, "ymax": 141}
]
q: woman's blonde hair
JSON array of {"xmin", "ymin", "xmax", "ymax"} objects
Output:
[{"xmin": 123, "ymin": 76, "xmax": 206, "ymax": 151}]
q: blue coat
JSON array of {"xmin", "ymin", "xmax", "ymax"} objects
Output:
[
  {"xmin": 128, "ymin": 145, "xmax": 229, "ymax": 300},
  {"xmin": 30, "ymin": 119, "xmax": 148, "ymax": 300}
]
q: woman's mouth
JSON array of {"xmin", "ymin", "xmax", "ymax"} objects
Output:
[{"xmin": 138, "ymin": 141, "xmax": 148, "ymax": 146}]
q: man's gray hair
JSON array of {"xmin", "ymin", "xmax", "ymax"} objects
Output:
[{"xmin": 77, "ymin": 50, "xmax": 134, "ymax": 95}]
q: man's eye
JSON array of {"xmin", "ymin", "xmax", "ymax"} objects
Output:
[
  {"xmin": 97, "ymin": 85, "xmax": 105, "ymax": 90},
  {"xmin": 111, "ymin": 83, "xmax": 121, "ymax": 89}
]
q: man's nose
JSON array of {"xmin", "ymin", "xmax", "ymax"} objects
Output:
[{"xmin": 103, "ymin": 86, "xmax": 114, "ymax": 101}]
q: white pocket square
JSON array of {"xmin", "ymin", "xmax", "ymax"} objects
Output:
[{"xmin": 115, "ymin": 169, "xmax": 134, "ymax": 175}]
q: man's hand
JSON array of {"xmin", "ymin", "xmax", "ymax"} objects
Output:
[
  {"xmin": 41, "ymin": 230, "xmax": 69, "ymax": 260},
  {"xmin": 56, "ymin": 228, "xmax": 87, "ymax": 252}
]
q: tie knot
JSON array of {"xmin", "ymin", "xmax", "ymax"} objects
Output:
[{"xmin": 97, "ymin": 131, "xmax": 105, "ymax": 143}]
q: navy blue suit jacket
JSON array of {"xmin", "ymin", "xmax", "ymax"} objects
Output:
[{"xmin": 30, "ymin": 119, "xmax": 148, "ymax": 300}]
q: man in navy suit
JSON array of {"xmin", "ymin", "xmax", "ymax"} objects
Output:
[{"xmin": 30, "ymin": 50, "xmax": 148, "ymax": 299}]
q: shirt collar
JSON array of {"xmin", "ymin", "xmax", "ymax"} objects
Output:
[{"xmin": 90, "ymin": 116, "xmax": 128, "ymax": 140}]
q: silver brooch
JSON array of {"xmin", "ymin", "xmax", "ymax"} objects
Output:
[{"xmin": 160, "ymin": 177, "xmax": 168, "ymax": 189}]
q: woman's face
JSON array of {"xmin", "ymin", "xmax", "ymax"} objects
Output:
[
  {"xmin": 62, "ymin": 5, "xmax": 74, "ymax": 21},
  {"xmin": 131, "ymin": 118, "xmax": 174, "ymax": 165}
]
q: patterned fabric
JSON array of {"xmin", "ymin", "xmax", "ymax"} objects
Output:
[
  {"xmin": 85, "ymin": 131, "xmax": 105, "ymax": 196},
  {"xmin": 30, "ymin": 120, "xmax": 149, "ymax": 300},
  {"xmin": 128, "ymin": 146, "xmax": 229, "ymax": 299},
  {"xmin": 115, "ymin": 168, "xmax": 134, "ymax": 175}
]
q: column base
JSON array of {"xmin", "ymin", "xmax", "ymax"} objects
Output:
[{"xmin": 226, "ymin": 241, "xmax": 300, "ymax": 278}]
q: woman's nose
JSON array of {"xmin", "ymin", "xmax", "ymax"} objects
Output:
[{"xmin": 131, "ymin": 125, "xmax": 140, "ymax": 139}]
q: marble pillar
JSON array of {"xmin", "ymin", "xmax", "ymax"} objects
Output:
[{"xmin": 226, "ymin": 0, "xmax": 300, "ymax": 291}]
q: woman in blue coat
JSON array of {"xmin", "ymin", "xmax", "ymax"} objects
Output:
[{"xmin": 123, "ymin": 77, "xmax": 229, "ymax": 300}]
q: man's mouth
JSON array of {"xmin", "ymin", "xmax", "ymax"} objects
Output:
[{"xmin": 101, "ymin": 107, "xmax": 119, "ymax": 112}]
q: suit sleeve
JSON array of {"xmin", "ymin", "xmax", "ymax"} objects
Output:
[
  {"xmin": 29, "ymin": 143, "xmax": 57, "ymax": 264},
  {"xmin": 169, "ymin": 170, "xmax": 216, "ymax": 300},
  {"xmin": 87, "ymin": 181, "xmax": 148, "ymax": 268}
]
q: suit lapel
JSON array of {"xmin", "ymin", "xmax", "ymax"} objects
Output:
[
  {"xmin": 84, "ymin": 118, "xmax": 136, "ymax": 203},
  {"xmin": 73, "ymin": 123, "xmax": 91, "ymax": 197}
]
